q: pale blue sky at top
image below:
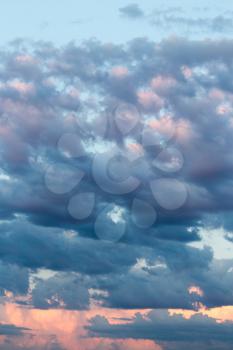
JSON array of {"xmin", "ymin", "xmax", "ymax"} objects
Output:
[{"xmin": 0, "ymin": 0, "xmax": 233, "ymax": 46}]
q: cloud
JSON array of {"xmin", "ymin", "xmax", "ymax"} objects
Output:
[
  {"xmin": 87, "ymin": 310, "xmax": 233, "ymax": 349},
  {"xmin": 0, "ymin": 262, "xmax": 29, "ymax": 295},
  {"xmin": 0, "ymin": 323, "xmax": 29, "ymax": 336},
  {"xmin": 119, "ymin": 4, "xmax": 144, "ymax": 19},
  {"xmin": 150, "ymin": 14, "xmax": 233, "ymax": 34},
  {"xmin": 31, "ymin": 273, "xmax": 90, "ymax": 310},
  {"xmin": 118, "ymin": 5, "xmax": 233, "ymax": 37},
  {"xmin": 0, "ymin": 37, "xmax": 233, "ymax": 323},
  {"xmin": 0, "ymin": 340, "xmax": 66, "ymax": 350}
]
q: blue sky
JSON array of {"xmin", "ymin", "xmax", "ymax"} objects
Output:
[{"xmin": 1, "ymin": 0, "xmax": 233, "ymax": 45}]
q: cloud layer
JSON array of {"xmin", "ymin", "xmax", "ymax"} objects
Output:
[{"xmin": 0, "ymin": 36, "xmax": 233, "ymax": 348}]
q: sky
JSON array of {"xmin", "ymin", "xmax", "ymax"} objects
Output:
[
  {"xmin": 0, "ymin": 1, "xmax": 233, "ymax": 350},
  {"xmin": 1, "ymin": 0, "xmax": 233, "ymax": 44}
]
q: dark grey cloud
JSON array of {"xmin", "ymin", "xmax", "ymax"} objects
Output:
[
  {"xmin": 0, "ymin": 217, "xmax": 232, "ymax": 311},
  {"xmin": 0, "ymin": 262, "xmax": 29, "ymax": 296},
  {"xmin": 31, "ymin": 272, "xmax": 90, "ymax": 310},
  {"xmin": 0, "ymin": 323, "xmax": 29, "ymax": 336},
  {"xmin": 119, "ymin": 4, "xmax": 144, "ymax": 19},
  {"xmin": 0, "ymin": 338, "xmax": 65, "ymax": 350},
  {"xmin": 87, "ymin": 310, "xmax": 233, "ymax": 349},
  {"xmin": 95, "ymin": 256, "xmax": 233, "ymax": 310}
]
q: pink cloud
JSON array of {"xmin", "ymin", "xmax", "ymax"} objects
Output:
[
  {"xmin": 0, "ymin": 303, "xmax": 155, "ymax": 350},
  {"xmin": 110, "ymin": 66, "xmax": 129, "ymax": 79},
  {"xmin": 181, "ymin": 65, "xmax": 193, "ymax": 79},
  {"xmin": 15, "ymin": 55, "xmax": 38, "ymax": 66},
  {"xmin": 1, "ymin": 303, "xmax": 233, "ymax": 349},
  {"xmin": 151, "ymin": 75, "xmax": 176, "ymax": 94},
  {"xmin": 169, "ymin": 306, "xmax": 233, "ymax": 323},
  {"xmin": 188, "ymin": 285, "xmax": 204, "ymax": 297},
  {"xmin": 145, "ymin": 115, "xmax": 194, "ymax": 144},
  {"xmin": 209, "ymin": 88, "xmax": 225, "ymax": 101},
  {"xmin": 137, "ymin": 90, "xmax": 164, "ymax": 111},
  {"xmin": 7, "ymin": 79, "xmax": 35, "ymax": 96}
]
